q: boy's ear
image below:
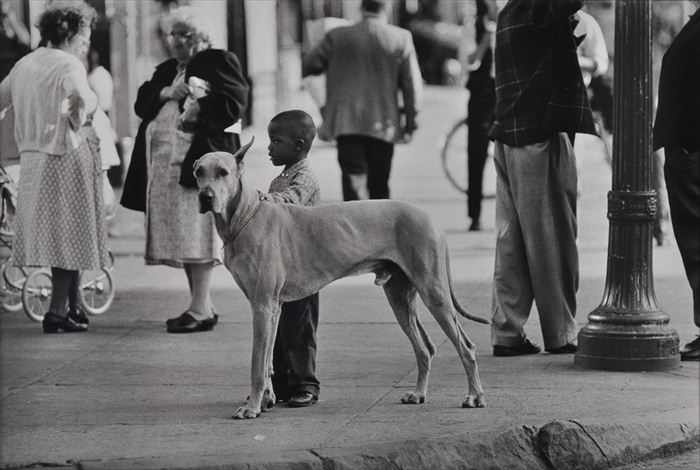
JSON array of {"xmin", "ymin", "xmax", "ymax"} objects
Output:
[
  {"xmin": 232, "ymin": 137, "xmax": 255, "ymax": 165},
  {"xmin": 295, "ymin": 138, "xmax": 306, "ymax": 151}
]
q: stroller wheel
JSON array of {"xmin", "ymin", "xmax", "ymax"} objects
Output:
[
  {"xmin": 22, "ymin": 268, "xmax": 52, "ymax": 322},
  {"xmin": 1, "ymin": 264, "xmax": 26, "ymax": 312},
  {"xmin": 79, "ymin": 267, "xmax": 115, "ymax": 315}
]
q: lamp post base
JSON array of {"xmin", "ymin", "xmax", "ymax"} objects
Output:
[{"xmin": 575, "ymin": 321, "xmax": 680, "ymax": 371}]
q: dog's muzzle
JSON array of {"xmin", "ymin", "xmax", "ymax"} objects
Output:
[{"xmin": 198, "ymin": 188, "xmax": 215, "ymax": 214}]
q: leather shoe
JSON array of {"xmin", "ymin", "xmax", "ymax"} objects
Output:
[
  {"xmin": 545, "ymin": 343, "xmax": 577, "ymax": 354},
  {"xmin": 493, "ymin": 338, "xmax": 541, "ymax": 357},
  {"xmin": 68, "ymin": 307, "xmax": 89, "ymax": 327},
  {"xmin": 287, "ymin": 391, "xmax": 318, "ymax": 408},
  {"xmin": 43, "ymin": 312, "xmax": 88, "ymax": 333},
  {"xmin": 468, "ymin": 219, "xmax": 481, "ymax": 231},
  {"xmin": 681, "ymin": 336, "xmax": 700, "ymax": 361},
  {"xmin": 166, "ymin": 312, "xmax": 218, "ymax": 333}
]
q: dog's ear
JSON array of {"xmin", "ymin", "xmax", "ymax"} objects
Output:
[{"xmin": 231, "ymin": 137, "xmax": 255, "ymax": 165}]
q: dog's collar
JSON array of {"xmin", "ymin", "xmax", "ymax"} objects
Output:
[{"xmin": 220, "ymin": 185, "xmax": 262, "ymax": 249}]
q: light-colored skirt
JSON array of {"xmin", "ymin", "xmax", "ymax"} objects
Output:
[
  {"xmin": 144, "ymin": 100, "xmax": 221, "ymax": 268},
  {"xmin": 11, "ymin": 134, "xmax": 109, "ymax": 270}
]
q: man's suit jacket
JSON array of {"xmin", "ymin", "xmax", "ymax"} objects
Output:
[{"xmin": 302, "ymin": 14, "xmax": 422, "ymax": 144}]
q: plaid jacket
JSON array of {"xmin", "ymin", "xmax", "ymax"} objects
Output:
[
  {"xmin": 264, "ymin": 159, "xmax": 320, "ymax": 207},
  {"xmin": 489, "ymin": 0, "xmax": 595, "ymax": 147}
]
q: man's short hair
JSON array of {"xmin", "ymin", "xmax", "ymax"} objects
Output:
[
  {"xmin": 361, "ymin": 0, "xmax": 389, "ymax": 14},
  {"xmin": 270, "ymin": 110, "xmax": 316, "ymax": 151}
]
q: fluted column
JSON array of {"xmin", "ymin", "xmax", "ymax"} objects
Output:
[{"xmin": 575, "ymin": 0, "xmax": 680, "ymax": 371}]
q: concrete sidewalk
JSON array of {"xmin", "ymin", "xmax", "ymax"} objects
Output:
[{"xmin": 1, "ymin": 85, "xmax": 698, "ymax": 469}]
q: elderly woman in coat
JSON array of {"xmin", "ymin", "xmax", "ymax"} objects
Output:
[{"xmin": 121, "ymin": 7, "xmax": 248, "ymax": 333}]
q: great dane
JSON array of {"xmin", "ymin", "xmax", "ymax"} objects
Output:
[{"xmin": 194, "ymin": 139, "xmax": 487, "ymax": 419}]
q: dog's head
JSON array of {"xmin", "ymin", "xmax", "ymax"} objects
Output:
[{"xmin": 193, "ymin": 137, "xmax": 254, "ymax": 215}]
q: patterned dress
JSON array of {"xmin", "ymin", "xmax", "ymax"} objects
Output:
[
  {"xmin": 11, "ymin": 129, "xmax": 109, "ymax": 270},
  {"xmin": 144, "ymin": 71, "xmax": 221, "ymax": 268}
]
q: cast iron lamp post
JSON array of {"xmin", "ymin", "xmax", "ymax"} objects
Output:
[{"xmin": 575, "ymin": 0, "xmax": 680, "ymax": 370}]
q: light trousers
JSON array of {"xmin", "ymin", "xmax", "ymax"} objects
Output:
[{"xmin": 491, "ymin": 133, "xmax": 579, "ymax": 349}]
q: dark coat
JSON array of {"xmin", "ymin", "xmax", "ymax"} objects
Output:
[{"xmin": 120, "ymin": 49, "xmax": 249, "ymax": 212}]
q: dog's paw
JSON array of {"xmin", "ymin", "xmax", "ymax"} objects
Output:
[
  {"xmin": 461, "ymin": 394, "xmax": 486, "ymax": 408},
  {"xmin": 232, "ymin": 406, "xmax": 261, "ymax": 419},
  {"xmin": 400, "ymin": 392, "xmax": 425, "ymax": 404}
]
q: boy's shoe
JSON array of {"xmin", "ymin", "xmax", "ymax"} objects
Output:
[
  {"xmin": 493, "ymin": 338, "xmax": 541, "ymax": 356},
  {"xmin": 43, "ymin": 312, "xmax": 88, "ymax": 333},
  {"xmin": 468, "ymin": 219, "xmax": 481, "ymax": 231},
  {"xmin": 287, "ymin": 391, "xmax": 318, "ymax": 407}
]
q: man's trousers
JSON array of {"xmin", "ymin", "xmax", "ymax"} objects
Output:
[
  {"xmin": 664, "ymin": 147, "xmax": 700, "ymax": 328},
  {"xmin": 491, "ymin": 133, "xmax": 579, "ymax": 350},
  {"xmin": 337, "ymin": 135, "xmax": 394, "ymax": 201}
]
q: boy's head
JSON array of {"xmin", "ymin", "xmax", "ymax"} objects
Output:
[{"xmin": 267, "ymin": 110, "xmax": 316, "ymax": 167}]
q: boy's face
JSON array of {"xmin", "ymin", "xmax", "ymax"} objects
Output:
[{"xmin": 267, "ymin": 122, "xmax": 303, "ymax": 167}]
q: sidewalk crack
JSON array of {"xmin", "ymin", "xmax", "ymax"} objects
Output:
[{"xmin": 568, "ymin": 419, "xmax": 610, "ymax": 464}]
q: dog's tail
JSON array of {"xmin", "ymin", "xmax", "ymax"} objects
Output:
[{"xmin": 444, "ymin": 238, "xmax": 490, "ymax": 325}]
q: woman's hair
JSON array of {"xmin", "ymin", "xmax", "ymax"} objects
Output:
[
  {"xmin": 37, "ymin": 5, "xmax": 96, "ymax": 47},
  {"xmin": 164, "ymin": 6, "xmax": 212, "ymax": 49}
]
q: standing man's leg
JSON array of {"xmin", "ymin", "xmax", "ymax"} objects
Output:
[
  {"xmin": 664, "ymin": 148, "xmax": 700, "ymax": 360},
  {"xmin": 491, "ymin": 142, "xmax": 539, "ymax": 355},
  {"xmin": 337, "ymin": 135, "xmax": 369, "ymax": 201},
  {"xmin": 510, "ymin": 134, "xmax": 579, "ymax": 352},
  {"xmin": 367, "ymin": 137, "xmax": 394, "ymax": 199},
  {"xmin": 467, "ymin": 81, "xmax": 495, "ymax": 231},
  {"xmin": 282, "ymin": 293, "xmax": 320, "ymax": 406}
]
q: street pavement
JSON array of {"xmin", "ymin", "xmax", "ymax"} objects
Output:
[{"xmin": 0, "ymin": 86, "xmax": 698, "ymax": 469}]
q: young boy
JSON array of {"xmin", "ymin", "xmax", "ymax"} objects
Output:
[{"xmin": 261, "ymin": 110, "xmax": 321, "ymax": 407}]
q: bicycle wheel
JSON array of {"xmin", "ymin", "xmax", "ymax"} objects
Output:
[
  {"xmin": 0, "ymin": 263, "xmax": 26, "ymax": 312},
  {"xmin": 22, "ymin": 268, "xmax": 52, "ymax": 322},
  {"xmin": 440, "ymin": 117, "xmax": 469, "ymax": 194},
  {"xmin": 79, "ymin": 267, "xmax": 115, "ymax": 315}
]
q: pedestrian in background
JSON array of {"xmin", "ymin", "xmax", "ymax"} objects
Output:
[
  {"xmin": 464, "ymin": 0, "xmax": 498, "ymax": 232},
  {"xmin": 0, "ymin": 4, "xmax": 109, "ymax": 333},
  {"xmin": 120, "ymin": 7, "xmax": 248, "ymax": 334},
  {"xmin": 302, "ymin": 0, "xmax": 422, "ymax": 201},
  {"xmin": 262, "ymin": 110, "xmax": 322, "ymax": 408},
  {"xmin": 489, "ymin": 0, "xmax": 596, "ymax": 356},
  {"xmin": 653, "ymin": 6, "xmax": 700, "ymax": 361}
]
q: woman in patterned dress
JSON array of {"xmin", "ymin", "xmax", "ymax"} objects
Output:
[
  {"xmin": 0, "ymin": 5, "xmax": 108, "ymax": 333},
  {"xmin": 120, "ymin": 8, "xmax": 248, "ymax": 333}
]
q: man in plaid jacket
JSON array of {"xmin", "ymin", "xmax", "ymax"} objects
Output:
[{"xmin": 488, "ymin": 0, "xmax": 596, "ymax": 357}]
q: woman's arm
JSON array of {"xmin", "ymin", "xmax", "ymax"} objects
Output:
[{"xmin": 62, "ymin": 57, "xmax": 98, "ymax": 130}]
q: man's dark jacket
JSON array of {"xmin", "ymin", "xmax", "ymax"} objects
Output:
[{"xmin": 120, "ymin": 49, "xmax": 249, "ymax": 212}]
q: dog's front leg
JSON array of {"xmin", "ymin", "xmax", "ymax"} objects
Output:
[{"xmin": 233, "ymin": 303, "xmax": 279, "ymax": 419}]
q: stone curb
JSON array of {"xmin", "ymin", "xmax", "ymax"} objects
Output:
[{"xmin": 15, "ymin": 420, "xmax": 696, "ymax": 470}]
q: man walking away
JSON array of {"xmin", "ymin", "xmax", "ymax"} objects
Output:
[{"xmin": 302, "ymin": 0, "xmax": 422, "ymax": 201}]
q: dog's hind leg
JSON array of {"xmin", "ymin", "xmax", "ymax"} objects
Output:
[
  {"xmin": 383, "ymin": 271, "xmax": 436, "ymax": 404},
  {"xmin": 421, "ymin": 288, "xmax": 486, "ymax": 408}
]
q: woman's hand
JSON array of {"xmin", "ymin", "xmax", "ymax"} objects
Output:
[
  {"xmin": 161, "ymin": 82, "xmax": 190, "ymax": 102},
  {"xmin": 62, "ymin": 93, "xmax": 86, "ymax": 131}
]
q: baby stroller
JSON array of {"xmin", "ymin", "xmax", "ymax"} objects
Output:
[{"xmin": 0, "ymin": 164, "xmax": 116, "ymax": 321}]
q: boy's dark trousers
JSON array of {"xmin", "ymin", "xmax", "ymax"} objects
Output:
[{"xmin": 272, "ymin": 293, "xmax": 320, "ymax": 400}]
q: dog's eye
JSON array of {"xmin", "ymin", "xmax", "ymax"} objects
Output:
[{"xmin": 216, "ymin": 167, "xmax": 229, "ymax": 177}]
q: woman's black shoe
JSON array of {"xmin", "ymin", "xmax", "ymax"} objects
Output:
[
  {"xmin": 166, "ymin": 311, "xmax": 218, "ymax": 333},
  {"xmin": 493, "ymin": 338, "xmax": 541, "ymax": 356},
  {"xmin": 68, "ymin": 308, "xmax": 89, "ymax": 327},
  {"xmin": 42, "ymin": 312, "xmax": 88, "ymax": 333}
]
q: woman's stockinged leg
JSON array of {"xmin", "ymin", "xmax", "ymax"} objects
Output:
[
  {"xmin": 49, "ymin": 267, "xmax": 73, "ymax": 317},
  {"xmin": 185, "ymin": 262, "xmax": 215, "ymax": 319}
]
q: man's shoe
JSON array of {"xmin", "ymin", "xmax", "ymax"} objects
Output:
[
  {"xmin": 681, "ymin": 336, "xmax": 700, "ymax": 361},
  {"xmin": 166, "ymin": 312, "xmax": 218, "ymax": 333},
  {"xmin": 287, "ymin": 391, "xmax": 318, "ymax": 408},
  {"xmin": 468, "ymin": 219, "xmax": 481, "ymax": 232},
  {"xmin": 42, "ymin": 312, "xmax": 88, "ymax": 333},
  {"xmin": 493, "ymin": 339, "xmax": 541, "ymax": 357},
  {"xmin": 545, "ymin": 343, "xmax": 577, "ymax": 354}
]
